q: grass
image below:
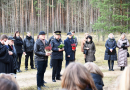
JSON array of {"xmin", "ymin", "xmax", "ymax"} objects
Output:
[{"xmin": 18, "ymin": 33, "xmax": 130, "ymax": 90}]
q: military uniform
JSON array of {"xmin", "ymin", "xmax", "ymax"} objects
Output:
[{"xmin": 51, "ymin": 31, "xmax": 63, "ymax": 82}]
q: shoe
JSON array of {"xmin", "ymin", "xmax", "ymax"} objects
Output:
[
  {"xmin": 17, "ymin": 70, "xmax": 20, "ymax": 73},
  {"xmin": 19, "ymin": 70, "xmax": 22, "ymax": 72},
  {"xmin": 111, "ymin": 69, "xmax": 114, "ymax": 71},
  {"xmin": 43, "ymin": 85, "xmax": 48, "ymax": 87},
  {"xmin": 25, "ymin": 68, "xmax": 28, "ymax": 70},
  {"xmin": 52, "ymin": 79, "xmax": 56, "ymax": 82},
  {"xmin": 108, "ymin": 69, "xmax": 111, "ymax": 71},
  {"xmin": 31, "ymin": 67, "xmax": 35, "ymax": 69},
  {"xmin": 37, "ymin": 87, "xmax": 41, "ymax": 90},
  {"xmin": 56, "ymin": 77, "xmax": 61, "ymax": 80},
  {"xmin": 43, "ymin": 80, "xmax": 47, "ymax": 84}
]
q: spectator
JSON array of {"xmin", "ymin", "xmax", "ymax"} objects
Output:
[
  {"xmin": 61, "ymin": 62, "xmax": 97, "ymax": 90},
  {"xmin": 104, "ymin": 33, "xmax": 117, "ymax": 71},
  {"xmin": 83, "ymin": 35, "xmax": 96, "ymax": 62},
  {"xmin": 84, "ymin": 62, "xmax": 104, "ymax": 90},
  {"xmin": 0, "ymin": 74, "xmax": 20, "ymax": 90},
  {"xmin": 14, "ymin": 31, "xmax": 23, "ymax": 73},
  {"xmin": 23, "ymin": 32, "xmax": 35, "ymax": 70},
  {"xmin": 117, "ymin": 33, "xmax": 129, "ymax": 71}
]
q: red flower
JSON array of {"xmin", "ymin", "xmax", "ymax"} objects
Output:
[
  {"xmin": 45, "ymin": 44, "xmax": 52, "ymax": 51},
  {"xmin": 71, "ymin": 43, "xmax": 76, "ymax": 47}
]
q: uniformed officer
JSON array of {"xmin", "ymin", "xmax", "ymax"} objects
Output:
[
  {"xmin": 34, "ymin": 31, "xmax": 51, "ymax": 90},
  {"xmin": 51, "ymin": 31, "xmax": 64, "ymax": 82}
]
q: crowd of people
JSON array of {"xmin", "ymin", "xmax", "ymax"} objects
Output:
[{"xmin": 0, "ymin": 30, "xmax": 130, "ymax": 90}]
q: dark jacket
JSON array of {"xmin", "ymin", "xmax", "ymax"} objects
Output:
[
  {"xmin": 64, "ymin": 37, "xmax": 75, "ymax": 61},
  {"xmin": 51, "ymin": 38, "xmax": 63, "ymax": 60},
  {"xmin": 48, "ymin": 36, "xmax": 55, "ymax": 44},
  {"xmin": 14, "ymin": 37, "xmax": 23, "ymax": 54},
  {"xmin": 83, "ymin": 41, "xmax": 96, "ymax": 62},
  {"xmin": 91, "ymin": 73, "xmax": 104, "ymax": 90},
  {"xmin": 0, "ymin": 42, "xmax": 10, "ymax": 73},
  {"xmin": 34, "ymin": 39, "xmax": 48, "ymax": 61},
  {"xmin": 104, "ymin": 38, "xmax": 117, "ymax": 60},
  {"xmin": 23, "ymin": 36, "xmax": 35, "ymax": 52},
  {"xmin": 7, "ymin": 45, "xmax": 18, "ymax": 70}
]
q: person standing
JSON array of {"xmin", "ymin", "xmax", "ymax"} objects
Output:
[
  {"xmin": 83, "ymin": 35, "xmax": 96, "ymax": 62},
  {"xmin": 23, "ymin": 32, "xmax": 35, "ymax": 70},
  {"xmin": 51, "ymin": 31, "xmax": 64, "ymax": 82},
  {"xmin": 14, "ymin": 31, "xmax": 23, "ymax": 73},
  {"xmin": 7, "ymin": 36, "xmax": 18, "ymax": 77},
  {"xmin": 0, "ymin": 35, "xmax": 10, "ymax": 73},
  {"xmin": 34, "ymin": 31, "xmax": 51, "ymax": 90},
  {"xmin": 48, "ymin": 32, "xmax": 55, "ymax": 68},
  {"xmin": 64, "ymin": 32, "xmax": 75, "ymax": 67},
  {"xmin": 104, "ymin": 33, "xmax": 117, "ymax": 71},
  {"xmin": 117, "ymin": 33, "xmax": 129, "ymax": 71},
  {"xmin": 81, "ymin": 33, "xmax": 89, "ymax": 62},
  {"xmin": 70, "ymin": 30, "xmax": 78, "ymax": 61}
]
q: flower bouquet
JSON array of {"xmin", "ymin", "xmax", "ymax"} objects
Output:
[
  {"xmin": 45, "ymin": 44, "xmax": 52, "ymax": 53},
  {"xmin": 58, "ymin": 43, "xmax": 65, "ymax": 49},
  {"xmin": 71, "ymin": 43, "xmax": 76, "ymax": 50}
]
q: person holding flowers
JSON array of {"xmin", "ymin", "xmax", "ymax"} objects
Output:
[
  {"xmin": 64, "ymin": 32, "xmax": 75, "ymax": 67},
  {"xmin": 51, "ymin": 31, "xmax": 64, "ymax": 82}
]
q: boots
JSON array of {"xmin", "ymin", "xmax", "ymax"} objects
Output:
[
  {"xmin": 85, "ymin": 58, "xmax": 87, "ymax": 63},
  {"xmin": 111, "ymin": 61, "xmax": 114, "ymax": 71},
  {"xmin": 108, "ymin": 60, "xmax": 111, "ymax": 71},
  {"xmin": 120, "ymin": 67, "xmax": 123, "ymax": 71}
]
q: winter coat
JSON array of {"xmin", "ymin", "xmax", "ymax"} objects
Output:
[
  {"xmin": 48, "ymin": 36, "xmax": 55, "ymax": 44},
  {"xmin": 14, "ymin": 37, "xmax": 23, "ymax": 54},
  {"xmin": 81, "ymin": 38, "xmax": 86, "ymax": 52},
  {"xmin": 23, "ymin": 36, "xmax": 35, "ymax": 52},
  {"xmin": 64, "ymin": 37, "xmax": 75, "ymax": 61},
  {"xmin": 51, "ymin": 38, "xmax": 63, "ymax": 60},
  {"xmin": 7, "ymin": 45, "xmax": 18, "ymax": 70},
  {"xmin": 117, "ymin": 38, "xmax": 129, "ymax": 67},
  {"xmin": 83, "ymin": 41, "xmax": 96, "ymax": 62},
  {"xmin": 0, "ymin": 42, "xmax": 10, "ymax": 73},
  {"xmin": 104, "ymin": 38, "xmax": 117, "ymax": 61},
  {"xmin": 34, "ymin": 39, "xmax": 49, "ymax": 61},
  {"xmin": 91, "ymin": 73, "xmax": 104, "ymax": 90}
]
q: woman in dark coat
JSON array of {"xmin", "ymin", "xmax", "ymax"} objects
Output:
[
  {"xmin": 104, "ymin": 33, "xmax": 117, "ymax": 71},
  {"xmin": 64, "ymin": 32, "xmax": 75, "ymax": 67},
  {"xmin": 83, "ymin": 35, "xmax": 96, "ymax": 62},
  {"xmin": 14, "ymin": 31, "xmax": 23, "ymax": 72}
]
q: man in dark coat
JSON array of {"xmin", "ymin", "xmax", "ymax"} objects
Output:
[
  {"xmin": 0, "ymin": 34, "xmax": 10, "ymax": 73},
  {"xmin": 23, "ymin": 32, "xmax": 35, "ymax": 70},
  {"xmin": 64, "ymin": 32, "xmax": 75, "ymax": 67},
  {"xmin": 34, "ymin": 31, "xmax": 51, "ymax": 90},
  {"xmin": 48, "ymin": 32, "xmax": 55, "ymax": 68},
  {"xmin": 51, "ymin": 31, "xmax": 64, "ymax": 82}
]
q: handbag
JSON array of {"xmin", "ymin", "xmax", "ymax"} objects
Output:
[
  {"xmin": 127, "ymin": 52, "xmax": 129, "ymax": 57},
  {"xmin": 84, "ymin": 49, "xmax": 88, "ymax": 55}
]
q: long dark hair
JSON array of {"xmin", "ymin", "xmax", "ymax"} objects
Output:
[
  {"xmin": 86, "ymin": 35, "xmax": 93, "ymax": 43},
  {"xmin": 14, "ymin": 31, "xmax": 22, "ymax": 40}
]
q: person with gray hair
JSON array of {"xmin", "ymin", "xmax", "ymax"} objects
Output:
[
  {"xmin": 104, "ymin": 33, "xmax": 117, "ymax": 71},
  {"xmin": 23, "ymin": 31, "xmax": 35, "ymax": 70},
  {"xmin": 117, "ymin": 33, "xmax": 129, "ymax": 71}
]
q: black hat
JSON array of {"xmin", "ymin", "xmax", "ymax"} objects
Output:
[
  {"xmin": 67, "ymin": 32, "xmax": 72, "ymax": 35},
  {"xmin": 8, "ymin": 36, "xmax": 15, "ymax": 41},
  {"xmin": 86, "ymin": 35, "xmax": 92, "ymax": 41},
  {"xmin": 39, "ymin": 31, "xmax": 46, "ymax": 35},
  {"xmin": 70, "ymin": 30, "xmax": 75, "ymax": 33},
  {"xmin": 54, "ymin": 31, "xmax": 61, "ymax": 35}
]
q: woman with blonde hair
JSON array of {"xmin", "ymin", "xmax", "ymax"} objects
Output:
[
  {"xmin": 84, "ymin": 62, "xmax": 104, "ymax": 90},
  {"xmin": 117, "ymin": 33, "xmax": 129, "ymax": 71},
  {"xmin": 61, "ymin": 62, "xmax": 97, "ymax": 90},
  {"xmin": 0, "ymin": 74, "xmax": 20, "ymax": 90},
  {"xmin": 104, "ymin": 33, "xmax": 117, "ymax": 71},
  {"xmin": 117, "ymin": 66, "xmax": 130, "ymax": 90}
]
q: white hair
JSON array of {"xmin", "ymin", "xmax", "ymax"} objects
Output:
[
  {"xmin": 120, "ymin": 33, "xmax": 127, "ymax": 39},
  {"xmin": 108, "ymin": 33, "xmax": 114, "ymax": 38}
]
